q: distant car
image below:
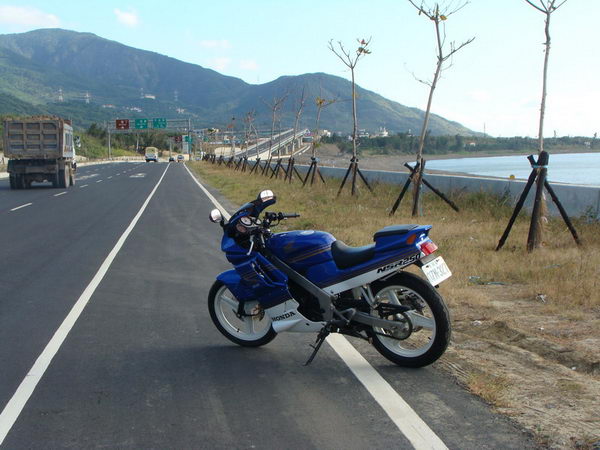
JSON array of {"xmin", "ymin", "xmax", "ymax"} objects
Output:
[
  {"xmin": 169, "ymin": 156, "xmax": 175, "ymax": 162},
  {"xmin": 177, "ymin": 155, "xmax": 185, "ymax": 162},
  {"xmin": 144, "ymin": 146, "xmax": 159, "ymax": 162}
]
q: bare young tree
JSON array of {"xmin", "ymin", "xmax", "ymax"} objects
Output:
[
  {"xmin": 291, "ymin": 87, "xmax": 306, "ymax": 154},
  {"xmin": 313, "ymin": 94, "xmax": 338, "ymax": 158},
  {"xmin": 329, "ymin": 38, "xmax": 373, "ymax": 196},
  {"xmin": 524, "ymin": 0, "xmax": 568, "ymax": 251},
  {"xmin": 406, "ymin": 1, "xmax": 474, "ymax": 216},
  {"xmin": 303, "ymin": 94, "xmax": 338, "ymax": 186},
  {"xmin": 242, "ymin": 110, "xmax": 256, "ymax": 171},
  {"xmin": 228, "ymin": 116, "xmax": 236, "ymax": 160},
  {"xmin": 525, "ymin": 0, "xmax": 567, "ymax": 155},
  {"xmin": 285, "ymin": 88, "xmax": 307, "ymax": 182},
  {"xmin": 261, "ymin": 93, "xmax": 288, "ymax": 176}
]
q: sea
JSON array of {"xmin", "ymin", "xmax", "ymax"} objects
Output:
[{"xmin": 425, "ymin": 152, "xmax": 600, "ymax": 187}]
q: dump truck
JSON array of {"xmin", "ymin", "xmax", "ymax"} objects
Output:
[{"xmin": 2, "ymin": 116, "xmax": 76, "ymax": 190}]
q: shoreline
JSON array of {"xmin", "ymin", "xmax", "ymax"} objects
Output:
[{"xmin": 294, "ymin": 146, "xmax": 600, "ymax": 186}]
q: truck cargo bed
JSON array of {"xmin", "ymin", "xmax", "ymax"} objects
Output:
[{"xmin": 3, "ymin": 119, "xmax": 74, "ymax": 160}]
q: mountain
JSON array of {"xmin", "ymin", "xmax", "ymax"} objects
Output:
[{"xmin": 0, "ymin": 29, "xmax": 473, "ymax": 135}]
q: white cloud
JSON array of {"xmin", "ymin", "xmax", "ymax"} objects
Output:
[
  {"xmin": 199, "ymin": 40, "xmax": 231, "ymax": 49},
  {"xmin": 209, "ymin": 57, "xmax": 232, "ymax": 72},
  {"xmin": 114, "ymin": 8, "xmax": 139, "ymax": 27},
  {"xmin": 239, "ymin": 59, "xmax": 259, "ymax": 71},
  {"xmin": 0, "ymin": 5, "xmax": 60, "ymax": 29}
]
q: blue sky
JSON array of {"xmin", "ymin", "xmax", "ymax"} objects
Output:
[{"xmin": 0, "ymin": 0, "xmax": 597, "ymax": 137}]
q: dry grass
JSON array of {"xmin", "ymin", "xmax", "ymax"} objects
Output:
[
  {"xmin": 466, "ymin": 372, "xmax": 510, "ymax": 407},
  {"xmin": 189, "ymin": 161, "xmax": 600, "ymax": 310}
]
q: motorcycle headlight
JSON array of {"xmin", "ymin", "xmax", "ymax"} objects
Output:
[{"xmin": 258, "ymin": 190, "xmax": 274, "ymax": 203}]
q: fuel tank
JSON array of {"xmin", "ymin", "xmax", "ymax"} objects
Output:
[{"xmin": 267, "ymin": 230, "xmax": 335, "ymax": 273}]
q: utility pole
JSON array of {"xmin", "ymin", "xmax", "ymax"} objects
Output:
[
  {"xmin": 188, "ymin": 118, "xmax": 192, "ymax": 160},
  {"xmin": 107, "ymin": 122, "xmax": 112, "ymax": 160}
]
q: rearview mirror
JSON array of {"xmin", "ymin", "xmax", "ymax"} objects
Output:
[
  {"xmin": 258, "ymin": 190, "xmax": 274, "ymax": 203},
  {"xmin": 209, "ymin": 209, "xmax": 223, "ymax": 223}
]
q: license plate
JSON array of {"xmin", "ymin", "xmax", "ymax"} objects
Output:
[{"xmin": 422, "ymin": 256, "xmax": 452, "ymax": 286}]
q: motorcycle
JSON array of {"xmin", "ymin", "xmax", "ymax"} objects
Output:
[{"xmin": 208, "ymin": 190, "xmax": 452, "ymax": 367}]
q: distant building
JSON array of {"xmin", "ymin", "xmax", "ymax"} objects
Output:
[
  {"xmin": 143, "ymin": 94, "xmax": 156, "ymax": 100},
  {"xmin": 102, "ymin": 104, "xmax": 116, "ymax": 109},
  {"xmin": 371, "ymin": 127, "xmax": 389, "ymax": 138}
]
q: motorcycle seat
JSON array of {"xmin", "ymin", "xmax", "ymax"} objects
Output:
[
  {"xmin": 373, "ymin": 224, "xmax": 419, "ymax": 239},
  {"xmin": 331, "ymin": 240, "xmax": 376, "ymax": 270}
]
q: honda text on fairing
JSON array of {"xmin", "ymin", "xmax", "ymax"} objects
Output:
[{"xmin": 208, "ymin": 190, "xmax": 452, "ymax": 367}]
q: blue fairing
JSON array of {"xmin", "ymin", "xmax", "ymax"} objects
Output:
[
  {"xmin": 267, "ymin": 225, "xmax": 432, "ymax": 288},
  {"xmin": 220, "ymin": 234, "xmax": 292, "ymax": 308}
]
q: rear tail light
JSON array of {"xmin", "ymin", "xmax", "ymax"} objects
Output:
[{"xmin": 419, "ymin": 240, "xmax": 438, "ymax": 256}]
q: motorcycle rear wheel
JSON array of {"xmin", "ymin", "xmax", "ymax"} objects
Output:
[
  {"xmin": 208, "ymin": 280, "xmax": 277, "ymax": 347},
  {"xmin": 367, "ymin": 272, "xmax": 451, "ymax": 368}
]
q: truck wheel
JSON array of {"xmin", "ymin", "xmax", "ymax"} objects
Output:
[
  {"xmin": 69, "ymin": 169, "xmax": 75, "ymax": 186},
  {"xmin": 52, "ymin": 171, "xmax": 59, "ymax": 188},
  {"xmin": 24, "ymin": 177, "xmax": 32, "ymax": 189},
  {"xmin": 15, "ymin": 174, "xmax": 25, "ymax": 190},
  {"xmin": 9, "ymin": 174, "xmax": 16, "ymax": 190},
  {"xmin": 58, "ymin": 169, "xmax": 68, "ymax": 188}
]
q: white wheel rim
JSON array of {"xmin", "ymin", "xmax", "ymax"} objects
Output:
[
  {"xmin": 373, "ymin": 285, "xmax": 436, "ymax": 357},
  {"xmin": 214, "ymin": 285, "xmax": 271, "ymax": 341}
]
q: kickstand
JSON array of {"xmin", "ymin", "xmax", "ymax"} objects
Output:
[{"xmin": 304, "ymin": 325, "xmax": 331, "ymax": 366}]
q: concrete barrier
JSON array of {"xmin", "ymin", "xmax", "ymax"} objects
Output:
[{"xmin": 284, "ymin": 163, "xmax": 600, "ymax": 220}]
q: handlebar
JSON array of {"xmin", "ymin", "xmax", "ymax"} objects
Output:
[
  {"xmin": 264, "ymin": 212, "xmax": 300, "ymax": 222},
  {"xmin": 279, "ymin": 212, "xmax": 300, "ymax": 219}
]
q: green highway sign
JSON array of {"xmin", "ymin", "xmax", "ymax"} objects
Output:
[
  {"xmin": 184, "ymin": 135, "xmax": 192, "ymax": 142},
  {"xmin": 135, "ymin": 118, "xmax": 148, "ymax": 129},
  {"xmin": 152, "ymin": 118, "xmax": 167, "ymax": 129}
]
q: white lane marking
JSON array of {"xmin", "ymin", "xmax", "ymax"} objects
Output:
[
  {"xmin": 183, "ymin": 164, "xmax": 229, "ymax": 218},
  {"xmin": 53, "ymin": 192, "xmax": 67, "ymax": 197},
  {"xmin": 80, "ymin": 184, "xmax": 88, "ymax": 188},
  {"xmin": 183, "ymin": 165, "xmax": 448, "ymax": 450},
  {"xmin": 0, "ymin": 164, "xmax": 170, "ymax": 445},
  {"xmin": 326, "ymin": 334, "xmax": 448, "ymax": 449},
  {"xmin": 96, "ymin": 180, "xmax": 103, "ymax": 183},
  {"xmin": 77, "ymin": 174, "xmax": 99, "ymax": 181},
  {"xmin": 108, "ymin": 176, "xmax": 113, "ymax": 179},
  {"xmin": 10, "ymin": 203, "xmax": 32, "ymax": 212}
]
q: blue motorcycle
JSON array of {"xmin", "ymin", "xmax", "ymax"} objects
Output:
[{"xmin": 208, "ymin": 190, "xmax": 452, "ymax": 367}]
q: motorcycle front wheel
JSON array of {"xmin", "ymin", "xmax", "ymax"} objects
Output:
[
  {"xmin": 208, "ymin": 280, "xmax": 277, "ymax": 347},
  {"xmin": 367, "ymin": 272, "xmax": 451, "ymax": 368}
]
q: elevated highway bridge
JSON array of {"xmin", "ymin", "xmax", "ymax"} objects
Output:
[{"xmin": 208, "ymin": 128, "xmax": 311, "ymax": 160}]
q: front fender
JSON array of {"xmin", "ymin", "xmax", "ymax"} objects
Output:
[
  {"xmin": 216, "ymin": 270, "xmax": 255, "ymax": 303},
  {"xmin": 217, "ymin": 269, "xmax": 241, "ymax": 286}
]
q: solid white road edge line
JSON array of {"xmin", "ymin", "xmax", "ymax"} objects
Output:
[
  {"xmin": 183, "ymin": 164, "xmax": 448, "ymax": 450},
  {"xmin": 0, "ymin": 163, "xmax": 170, "ymax": 446},
  {"xmin": 326, "ymin": 334, "xmax": 447, "ymax": 450},
  {"xmin": 183, "ymin": 164, "xmax": 231, "ymax": 219},
  {"xmin": 10, "ymin": 203, "xmax": 32, "ymax": 211}
]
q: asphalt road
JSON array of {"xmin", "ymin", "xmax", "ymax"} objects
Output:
[{"xmin": 0, "ymin": 162, "xmax": 535, "ymax": 449}]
